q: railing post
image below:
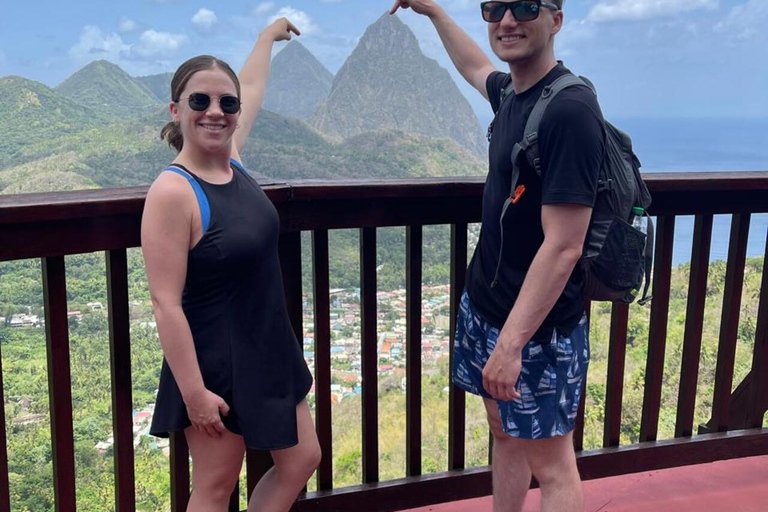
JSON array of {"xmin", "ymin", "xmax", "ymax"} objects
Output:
[
  {"xmin": 405, "ymin": 225, "xmax": 423, "ymax": 477},
  {"xmin": 675, "ymin": 214, "xmax": 713, "ymax": 438},
  {"xmin": 640, "ymin": 215, "xmax": 675, "ymax": 443},
  {"xmin": 169, "ymin": 431, "xmax": 190, "ymax": 512},
  {"xmin": 360, "ymin": 227, "xmax": 379, "ymax": 484},
  {"xmin": 748, "ymin": 235, "xmax": 768, "ymax": 427},
  {"xmin": 0, "ymin": 336, "xmax": 10, "ymax": 512},
  {"xmin": 42, "ymin": 256, "xmax": 77, "ymax": 512},
  {"xmin": 106, "ymin": 249, "xmax": 136, "ymax": 512},
  {"xmin": 709, "ymin": 214, "xmax": 751, "ymax": 433},
  {"xmin": 448, "ymin": 223, "xmax": 467, "ymax": 471},
  {"xmin": 604, "ymin": 303, "xmax": 629, "ymax": 448},
  {"xmin": 312, "ymin": 229, "xmax": 334, "ymax": 490}
]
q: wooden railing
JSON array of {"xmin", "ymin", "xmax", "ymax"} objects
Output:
[{"xmin": 1, "ymin": 172, "xmax": 767, "ymax": 512}]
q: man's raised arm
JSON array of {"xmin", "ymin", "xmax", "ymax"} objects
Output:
[{"xmin": 390, "ymin": 1, "xmax": 496, "ymax": 100}]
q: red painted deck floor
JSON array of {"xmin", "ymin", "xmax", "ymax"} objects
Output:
[{"xmin": 400, "ymin": 455, "xmax": 768, "ymax": 512}]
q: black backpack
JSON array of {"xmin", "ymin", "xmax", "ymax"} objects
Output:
[{"xmin": 489, "ymin": 73, "xmax": 654, "ymax": 305}]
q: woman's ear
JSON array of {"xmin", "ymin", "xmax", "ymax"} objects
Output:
[{"xmin": 169, "ymin": 101, "xmax": 180, "ymax": 123}]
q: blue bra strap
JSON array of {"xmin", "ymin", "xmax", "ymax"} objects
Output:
[
  {"xmin": 165, "ymin": 165, "xmax": 211, "ymax": 233},
  {"xmin": 230, "ymin": 158, "xmax": 248, "ymax": 175}
]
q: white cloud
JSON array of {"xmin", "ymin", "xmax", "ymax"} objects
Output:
[
  {"xmin": 253, "ymin": 2, "xmax": 274, "ymax": 15},
  {"xmin": 68, "ymin": 26, "xmax": 130, "ymax": 62},
  {"xmin": 714, "ymin": 0, "xmax": 768, "ymax": 41},
  {"xmin": 118, "ymin": 16, "xmax": 137, "ymax": 33},
  {"xmin": 588, "ymin": 0, "xmax": 718, "ymax": 23},
  {"xmin": 132, "ymin": 30, "xmax": 188, "ymax": 58},
  {"xmin": 192, "ymin": 8, "xmax": 218, "ymax": 33},
  {"xmin": 269, "ymin": 7, "xmax": 318, "ymax": 35}
]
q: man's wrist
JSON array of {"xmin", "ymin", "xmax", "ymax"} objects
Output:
[
  {"xmin": 257, "ymin": 31, "xmax": 276, "ymax": 44},
  {"xmin": 497, "ymin": 331, "xmax": 526, "ymax": 352}
]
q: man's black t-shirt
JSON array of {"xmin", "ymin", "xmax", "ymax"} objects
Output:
[{"xmin": 465, "ymin": 63, "xmax": 605, "ymax": 340}]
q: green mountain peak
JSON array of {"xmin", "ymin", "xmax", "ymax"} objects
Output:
[{"xmin": 55, "ymin": 60, "xmax": 161, "ymax": 118}]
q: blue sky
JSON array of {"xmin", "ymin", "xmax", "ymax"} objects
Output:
[{"xmin": 1, "ymin": 0, "xmax": 766, "ymax": 122}]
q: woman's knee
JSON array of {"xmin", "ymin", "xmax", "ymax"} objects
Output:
[
  {"xmin": 299, "ymin": 438, "xmax": 322, "ymax": 478},
  {"xmin": 192, "ymin": 464, "xmax": 240, "ymax": 501},
  {"xmin": 277, "ymin": 439, "xmax": 322, "ymax": 483}
]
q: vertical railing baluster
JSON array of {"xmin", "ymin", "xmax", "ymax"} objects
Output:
[
  {"xmin": 246, "ymin": 450, "xmax": 274, "ymax": 499},
  {"xmin": 106, "ymin": 249, "xmax": 136, "ymax": 512},
  {"xmin": 406, "ymin": 225, "xmax": 423, "ymax": 477},
  {"xmin": 169, "ymin": 432, "xmax": 190, "ymax": 512},
  {"xmin": 675, "ymin": 214, "xmax": 713, "ymax": 437},
  {"xmin": 312, "ymin": 230, "xmax": 333, "ymax": 490},
  {"xmin": 748, "ymin": 235, "xmax": 768, "ymax": 428},
  {"xmin": 710, "ymin": 214, "xmax": 751, "ymax": 432},
  {"xmin": 604, "ymin": 303, "xmax": 629, "ymax": 447},
  {"xmin": 640, "ymin": 215, "xmax": 675, "ymax": 442},
  {"xmin": 0, "ymin": 334, "xmax": 10, "ymax": 512},
  {"xmin": 360, "ymin": 227, "xmax": 379, "ymax": 484},
  {"xmin": 448, "ymin": 223, "xmax": 467, "ymax": 471},
  {"xmin": 573, "ymin": 300, "xmax": 591, "ymax": 452},
  {"xmin": 42, "ymin": 256, "xmax": 77, "ymax": 512},
  {"xmin": 279, "ymin": 231, "xmax": 304, "ymax": 343}
]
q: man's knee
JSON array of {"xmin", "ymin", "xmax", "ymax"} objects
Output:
[{"xmin": 526, "ymin": 437, "xmax": 580, "ymax": 487}]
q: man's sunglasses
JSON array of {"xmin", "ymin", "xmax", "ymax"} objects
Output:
[
  {"xmin": 178, "ymin": 93, "xmax": 241, "ymax": 114},
  {"xmin": 480, "ymin": 0, "xmax": 559, "ymax": 23}
]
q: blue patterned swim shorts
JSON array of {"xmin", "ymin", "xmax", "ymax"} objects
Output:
[{"xmin": 452, "ymin": 291, "xmax": 590, "ymax": 440}]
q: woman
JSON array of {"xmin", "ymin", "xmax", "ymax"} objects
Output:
[{"xmin": 142, "ymin": 18, "xmax": 320, "ymax": 512}]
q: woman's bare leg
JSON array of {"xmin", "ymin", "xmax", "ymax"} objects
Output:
[
  {"xmin": 247, "ymin": 400, "xmax": 321, "ymax": 512},
  {"xmin": 185, "ymin": 427, "xmax": 245, "ymax": 512}
]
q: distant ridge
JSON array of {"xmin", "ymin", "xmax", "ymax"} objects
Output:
[
  {"xmin": 264, "ymin": 41, "xmax": 334, "ymax": 119},
  {"xmin": 0, "ymin": 75, "xmax": 106, "ymax": 168},
  {"xmin": 56, "ymin": 60, "xmax": 161, "ymax": 117},
  {"xmin": 135, "ymin": 72, "xmax": 173, "ymax": 103}
]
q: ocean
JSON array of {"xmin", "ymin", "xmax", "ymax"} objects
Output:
[
  {"xmin": 620, "ymin": 118, "xmax": 768, "ymax": 265},
  {"xmin": 474, "ymin": 115, "xmax": 768, "ymax": 266}
]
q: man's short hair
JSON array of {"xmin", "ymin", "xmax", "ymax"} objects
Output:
[{"xmin": 555, "ymin": 0, "xmax": 565, "ymax": 9}]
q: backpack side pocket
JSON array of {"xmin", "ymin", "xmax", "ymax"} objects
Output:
[{"xmin": 582, "ymin": 217, "xmax": 645, "ymax": 301}]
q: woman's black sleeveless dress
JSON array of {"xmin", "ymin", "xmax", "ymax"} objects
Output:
[{"xmin": 149, "ymin": 160, "xmax": 312, "ymax": 450}]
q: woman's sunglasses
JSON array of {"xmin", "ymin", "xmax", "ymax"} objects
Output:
[
  {"xmin": 480, "ymin": 0, "xmax": 559, "ymax": 23},
  {"xmin": 178, "ymin": 93, "xmax": 241, "ymax": 114}
]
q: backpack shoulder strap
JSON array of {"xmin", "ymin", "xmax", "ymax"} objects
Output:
[
  {"xmin": 516, "ymin": 73, "xmax": 592, "ymax": 177},
  {"xmin": 486, "ymin": 75, "xmax": 515, "ymax": 142}
]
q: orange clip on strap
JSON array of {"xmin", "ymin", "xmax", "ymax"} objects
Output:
[{"xmin": 511, "ymin": 185, "xmax": 526, "ymax": 204}]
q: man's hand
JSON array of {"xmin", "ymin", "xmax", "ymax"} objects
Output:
[
  {"xmin": 390, "ymin": 0, "xmax": 438, "ymax": 17},
  {"xmin": 262, "ymin": 17, "xmax": 301, "ymax": 42},
  {"xmin": 482, "ymin": 336, "xmax": 522, "ymax": 401}
]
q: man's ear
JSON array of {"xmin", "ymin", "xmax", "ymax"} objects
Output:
[{"xmin": 551, "ymin": 10, "xmax": 564, "ymax": 35}]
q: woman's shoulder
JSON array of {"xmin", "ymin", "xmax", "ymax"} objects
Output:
[{"xmin": 145, "ymin": 167, "xmax": 198, "ymax": 211}]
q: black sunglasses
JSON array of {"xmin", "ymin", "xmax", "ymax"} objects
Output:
[
  {"xmin": 178, "ymin": 93, "xmax": 241, "ymax": 114},
  {"xmin": 481, "ymin": 0, "xmax": 559, "ymax": 23}
]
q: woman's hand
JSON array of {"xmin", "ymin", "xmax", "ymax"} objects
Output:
[
  {"xmin": 184, "ymin": 388, "xmax": 230, "ymax": 438},
  {"xmin": 262, "ymin": 17, "xmax": 301, "ymax": 42}
]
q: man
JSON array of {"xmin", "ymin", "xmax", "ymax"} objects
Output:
[{"xmin": 389, "ymin": 1, "xmax": 605, "ymax": 511}]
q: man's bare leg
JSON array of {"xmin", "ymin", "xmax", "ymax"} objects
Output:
[
  {"xmin": 525, "ymin": 431, "xmax": 583, "ymax": 512},
  {"xmin": 483, "ymin": 399, "xmax": 532, "ymax": 512}
]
